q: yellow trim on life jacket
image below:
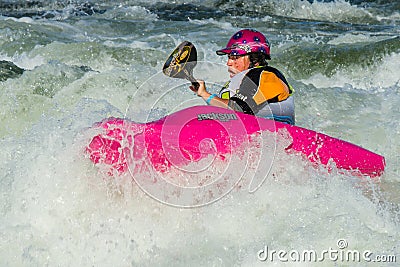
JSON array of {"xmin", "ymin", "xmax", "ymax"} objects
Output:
[
  {"xmin": 289, "ymin": 84, "xmax": 295, "ymax": 96},
  {"xmin": 221, "ymin": 91, "xmax": 230, "ymax": 100}
]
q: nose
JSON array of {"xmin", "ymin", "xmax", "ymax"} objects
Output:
[{"xmin": 226, "ymin": 58, "xmax": 233, "ymax": 66}]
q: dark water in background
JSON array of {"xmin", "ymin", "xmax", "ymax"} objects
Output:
[{"xmin": 0, "ymin": 0, "xmax": 399, "ymax": 266}]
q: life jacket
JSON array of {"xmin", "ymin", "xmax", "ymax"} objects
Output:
[{"xmin": 218, "ymin": 66, "xmax": 295, "ymax": 125}]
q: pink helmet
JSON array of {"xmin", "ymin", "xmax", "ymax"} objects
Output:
[{"xmin": 216, "ymin": 29, "xmax": 271, "ymax": 59}]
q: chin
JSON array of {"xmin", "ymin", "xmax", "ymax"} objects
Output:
[{"xmin": 228, "ymin": 70, "xmax": 236, "ymax": 78}]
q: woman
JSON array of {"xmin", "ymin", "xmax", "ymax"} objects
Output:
[{"xmin": 191, "ymin": 29, "xmax": 295, "ymax": 125}]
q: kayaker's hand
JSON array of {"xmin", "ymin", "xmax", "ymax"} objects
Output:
[{"xmin": 190, "ymin": 80, "xmax": 209, "ymax": 98}]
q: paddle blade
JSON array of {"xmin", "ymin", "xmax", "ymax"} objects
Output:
[{"xmin": 163, "ymin": 41, "xmax": 197, "ymax": 82}]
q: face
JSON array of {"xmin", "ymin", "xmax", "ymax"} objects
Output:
[{"xmin": 226, "ymin": 54, "xmax": 251, "ymax": 78}]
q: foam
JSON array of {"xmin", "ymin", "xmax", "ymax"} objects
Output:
[
  {"xmin": 301, "ymin": 52, "xmax": 400, "ymax": 91},
  {"xmin": 273, "ymin": 0, "xmax": 372, "ymax": 23},
  {"xmin": 0, "ymin": 0, "xmax": 399, "ymax": 265},
  {"xmin": 1, "ymin": 111, "xmax": 397, "ymax": 265},
  {"xmin": 99, "ymin": 5, "xmax": 159, "ymax": 21}
]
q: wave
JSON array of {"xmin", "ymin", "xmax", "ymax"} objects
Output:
[
  {"xmin": 0, "ymin": 93, "xmax": 398, "ymax": 265},
  {"xmin": 0, "ymin": 60, "xmax": 24, "ymax": 81},
  {"xmin": 1, "ymin": 0, "xmax": 398, "ymax": 26},
  {"xmin": 277, "ymin": 36, "xmax": 400, "ymax": 87},
  {"xmin": 0, "ymin": 0, "xmax": 105, "ymax": 19},
  {"xmin": 300, "ymin": 52, "xmax": 400, "ymax": 90},
  {"xmin": 143, "ymin": 0, "xmax": 399, "ymax": 25}
]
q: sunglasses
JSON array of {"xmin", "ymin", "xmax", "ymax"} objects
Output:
[{"xmin": 227, "ymin": 54, "xmax": 248, "ymax": 60}]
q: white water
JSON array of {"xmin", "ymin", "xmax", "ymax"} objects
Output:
[{"xmin": 0, "ymin": 0, "xmax": 399, "ymax": 266}]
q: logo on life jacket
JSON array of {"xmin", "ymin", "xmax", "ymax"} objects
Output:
[
  {"xmin": 234, "ymin": 92, "xmax": 247, "ymax": 102},
  {"xmin": 197, "ymin": 112, "xmax": 238, "ymax": 122}
]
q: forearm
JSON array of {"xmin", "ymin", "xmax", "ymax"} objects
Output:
[
  {"xmin": 193, "ymin": 80, "xmax": 229, "ymax": 108},
  {"xmin": 199, "ymin": 92, "xmax": 229, "ymax": 108}
]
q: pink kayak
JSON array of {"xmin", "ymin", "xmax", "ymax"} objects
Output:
[{"xmin": 86, "ymin": 106, "xmax": 385, "ymax": 178}]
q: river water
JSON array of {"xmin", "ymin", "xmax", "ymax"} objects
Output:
[{"xmin": 0, "ymin": 0, "xmax": 399, "ymax": 266}]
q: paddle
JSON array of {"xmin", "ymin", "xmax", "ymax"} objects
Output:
[{"xmin": 163, "ymin": 41, "xmax": 199, "ymax": 90}]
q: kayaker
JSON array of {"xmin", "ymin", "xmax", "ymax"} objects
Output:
[{"xmin": 190, "ymin": 29, "xmax": 295, "ymax": 125}]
